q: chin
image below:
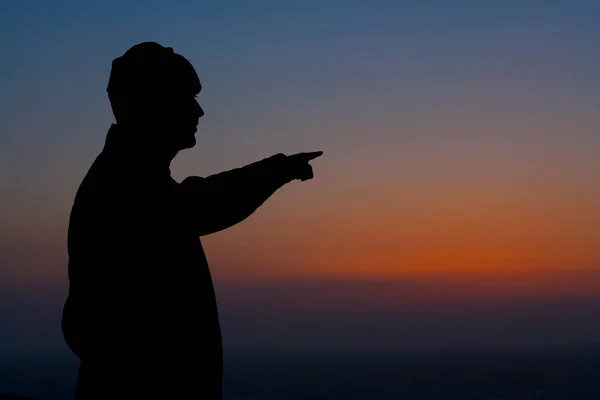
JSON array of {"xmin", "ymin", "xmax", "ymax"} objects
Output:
[{"xmin": 178, "ymin": 136, "xmax": 196, "ymax": 150}]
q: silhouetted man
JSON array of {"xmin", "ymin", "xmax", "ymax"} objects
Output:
[{"xmin": 61, "ymin": 42, "xmax": 322, "ymax": 399}]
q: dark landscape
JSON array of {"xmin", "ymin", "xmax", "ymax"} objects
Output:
[{"xmin": 2, "ymin": 347, "xmax": 599, "ymax": 400}]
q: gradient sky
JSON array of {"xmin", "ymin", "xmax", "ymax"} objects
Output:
[{"xmin": 1, "ymin": 1, "xmax": 600, "ymax": 357}]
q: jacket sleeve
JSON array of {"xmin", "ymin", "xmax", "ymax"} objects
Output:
[{"xmin": 175, "ymin": 153, "xmax": 293, "ymax": 236}]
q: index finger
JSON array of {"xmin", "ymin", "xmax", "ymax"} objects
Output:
[{"xmin": 298, "ymin": 151, "xmax": 323, "ymax": 161}]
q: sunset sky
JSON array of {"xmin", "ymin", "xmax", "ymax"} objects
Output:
[{"xmin": 1, "ymin": 1, "xmax": 599, "ymax": 357}]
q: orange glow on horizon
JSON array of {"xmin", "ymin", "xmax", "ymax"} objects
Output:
[{"xmin": 205, "ymin": 174, "xmax": 600, "ymax": 302}]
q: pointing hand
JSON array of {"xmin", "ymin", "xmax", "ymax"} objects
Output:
[{"xmin": 286, "ymin": 151, "xmax": 323, "ymax": 181}]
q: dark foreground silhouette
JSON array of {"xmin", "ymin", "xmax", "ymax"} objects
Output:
[{"xmin": 61, "ymin": 42, "xmax": 322, "ymax": 399}]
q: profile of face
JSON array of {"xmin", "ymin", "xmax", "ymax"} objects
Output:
[
  {"xmin": 151, "ymin": 85, "xmax": 204, "ymax": 151},
  {"xmin": 108, "ymin": 42, "xmax": 205, "ymax": 152},
  {"xmin": 142, "ymin": 54, "xmax": 204, "ymax": 151}
]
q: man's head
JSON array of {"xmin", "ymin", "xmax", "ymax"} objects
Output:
[{"xmin": 107, "ymin": 42, "xmax": 204, "ymax": 151}]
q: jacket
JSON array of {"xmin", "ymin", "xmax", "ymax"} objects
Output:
[{"xmin": 61, "ymin": 124, "xmax": 291, "ymax": 397}]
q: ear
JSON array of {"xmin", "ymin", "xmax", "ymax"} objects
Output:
[{"xmin": 109, "ymin": 93, "xmax": 150, "ymax": 123}]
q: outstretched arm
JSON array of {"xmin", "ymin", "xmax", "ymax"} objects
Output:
[{"xmin": 175, "ymin": 152, "xmax": 322, "ymax": 236}]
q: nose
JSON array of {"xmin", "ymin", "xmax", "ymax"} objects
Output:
[{"xmin": 195, "ymin": 100, "xmax": 204, "ymax": 118}]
